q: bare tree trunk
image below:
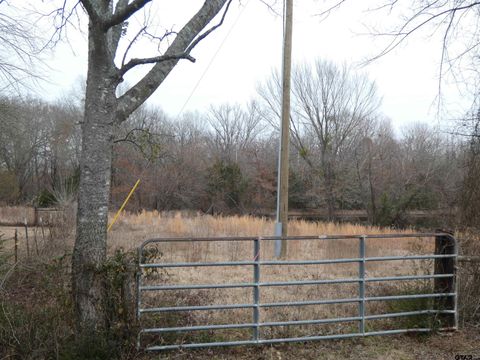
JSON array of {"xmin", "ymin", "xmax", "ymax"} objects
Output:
[
  {"xmin": 322, "ymin": 153, "xmax": 336, "ymax": 221},
  {"xmin": 367, "ymin": 164, "xmax": 377, "ymax": 224},
  {"xmin": 72, "ymin": 119, "xmax": 113, "ymax": 333},
  {"xmin": 72, "ymin": 21, "xmax": 118, "ymax": 334},
  {"xmin": 366, "ymin": 140, "xmax": 377, "ymax": 224}
]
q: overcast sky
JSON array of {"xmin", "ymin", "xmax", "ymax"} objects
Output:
[{"xmin": 38, "ymin": 0, "xmax": 474, "ymax": 132}]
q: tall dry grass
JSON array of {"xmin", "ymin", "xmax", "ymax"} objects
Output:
[
  {"xmin": 107, "ymin": 211, "xmax": 442, "ymax": 346},
  {"xmin": 108, "ymin": 210, "xmax": 420, "ymax": 250}
]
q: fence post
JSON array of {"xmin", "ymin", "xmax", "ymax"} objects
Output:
[
  {"xmin": 14, "ymin": 229, "xmax": 18, "ymax": 263},
  {"xmin": 34, "ymin": 207, "xmax": 39, "ymax": 227},
  {"xmin": 434, "ymin": 231, "xmax": 456, "ymax": 329},
  {"xmin": 358, "ymin": 235, "xmax": 366, "ymax": 334},
  {"xmin": 24, "ymin": 219, "xmax": 30, "ymax": 258},
  {"xmin": 253, "ymin": 237, "xmax": 261, "ymax": 342},
  {"xmin": 136, "ymin": 245, "xmax": 143, "ymax": 351},
  {"xmin": 40, "ymin": 217, "xmax": 45, "ymax": 243},
  {"xmin": 33, "ymin": 226, "xmax": 39, "ymax": 256}
]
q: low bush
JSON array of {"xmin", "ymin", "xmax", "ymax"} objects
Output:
[
  {"xmin": 457, "ymin": 230, "xmax": 480, "ymax": 326},
  {"xmin": 0, "ymin": 247, "xmax": 140, "ymax": 359}
]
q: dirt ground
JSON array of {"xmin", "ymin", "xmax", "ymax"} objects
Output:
[{"xmin": 149, "ymin": 328, "xmax": 480, "ymax": 360}]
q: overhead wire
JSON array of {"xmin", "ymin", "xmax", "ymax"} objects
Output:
[{"xmin": 175, "ymin": 0, "xmax": 252, "ymax": 119}]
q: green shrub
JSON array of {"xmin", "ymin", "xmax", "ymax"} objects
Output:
[
  {"xmin": 36, "ymin": 189, "xmax": 57, "ymax": 207},
  {"xmin": 206, "ymin": 160, "xmax": 248, "ymax": 212}
]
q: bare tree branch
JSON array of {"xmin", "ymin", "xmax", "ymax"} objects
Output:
[
  {"xmin": 103, "ymin": 0, "xmax": 152, "ymax": 29},
  {"xmin": 108, "ymin": 0, "xmax": 129, "ymax": 54},
  {"xmin": 116, "ymin": 0, "xmax": 231, "ymax": 121},
  {"xmin": 40, "ymin": 1, "xmax": 83, "ymax": 50},
  {"xmin": 258, "ymin": 0, "xmax": 282, "ymax": 16},
  {"xmin": 0, "ymin": 6, "xmax": 45, "ymax": 92},
  {"xmin": 366, "ymin": 1, "xmax": 480, "ymax": 64},
  {"xmin": 314, "ymin": 0, "xmax": 348, "ymax": 21},
  {"xmin": 120, "ymin": 25, "xmax": 146, "ymax": 67},
  {"xmin": 119, "ymin": 52, "xmax": 195, "ymax": 77},
  {"xmin": 185, "ymin": 0, "xmax": 233, "ymax": 55}
]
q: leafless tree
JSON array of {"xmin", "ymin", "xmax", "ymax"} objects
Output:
[
  {"xmin": 370, "ymin": 1, "xmax": 480, "ymax": 76},
  {"xmin": 0, "ymin": 96, "xmax": 81, "ymax": 202},
  {"xmin": 0, "ymin": 3, "xmax": 43, "ymax": 92},
  {"xmin": 459, "ymin": 99, "xmax": 480, "ymax": 226},
  {"xmin": 207, "ymin": 102, "xmax": 265, "ymax": 162},
  {"xmin": 258, "ymin": 59, "xmax": 380, "ymax": 219},
  {"xmin": 31, "ymin": 0, "xmax": 236, "ymax": 335}
]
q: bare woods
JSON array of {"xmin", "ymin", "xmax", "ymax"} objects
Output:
[{"xmin": 0, "ymin": 70, "xmax": 478, "ymax": 229}]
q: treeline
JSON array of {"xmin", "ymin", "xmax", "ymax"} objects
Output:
[{"xmin": 0, "ymin": 60, "xmax": 479, "ymax": 228}]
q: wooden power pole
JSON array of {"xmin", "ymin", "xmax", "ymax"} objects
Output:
[{"xmin": 275, "ymin": 0, "xmax": 293, "ymax": 258}]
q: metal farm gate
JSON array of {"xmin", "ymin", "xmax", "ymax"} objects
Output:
[{"xmin": 136, "ymin": 233, "xmax": 457, "ymax": 351}]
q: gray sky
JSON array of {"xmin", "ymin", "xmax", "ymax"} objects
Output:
[{"xmin": 39, "ymin": 0, "xmax": 474, "ymax": 131}]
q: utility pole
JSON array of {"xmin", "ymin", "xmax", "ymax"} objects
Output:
[{"xmin": 275, "ymin": 0, "xmax": 293, "ymax": 258}]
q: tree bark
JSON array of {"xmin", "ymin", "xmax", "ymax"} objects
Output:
[{"xmin": 72, "ymin": 19, "xmax": 119, "ymax": 334}]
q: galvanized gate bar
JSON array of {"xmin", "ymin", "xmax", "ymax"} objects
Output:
[
  {"xmin": 137, "ymin": 233, "xmax": 458, "ymax": 351},
  {"xmin": 141, "ymin": 261, "xmax": 257, "ymax": 268},
  {"xmin": 140, "ymin": 255, "xmax": 455, "ymax": 269},
  {"xmin": 259, "ymin": 297, "xmax": 362, "ymax": 307},
  {"xmin": 139, "ymin": 275, "xmax": 455, "ymax": 293},
  {"xmin": 364, "ymin": 309, "xmax": 455, "ymax": 320},
  {"xmin": 140, "ymin": 283, "xmax": 256, "ymax": 290},
  {"xmin": 365, "ymin": 274, "xmax": 454, "ymax": 282},
  {"xmin": 139, "ymin": 293, "xmax": 456, "ymax": 314},
  {"xmin": 364, "ymin": 293, "xmax": 455, "ymax": 302},
  {"xmin": 364, "ymin": 254, "xmax": 455, "ymax": 261},
  {"xmin": 140, "ymin": 303, "xmax": 255, "ymax": 313},
  {"xmin": 144, "ymin": 327, "xmax": 457, "ymax": 351},
  {"xmin": 142, "ymin": 323, "xmax": 257, "ymax": 333},
  {"xmin": 260, "ymin": 278, "xmax": 360, "ymax": 286}
]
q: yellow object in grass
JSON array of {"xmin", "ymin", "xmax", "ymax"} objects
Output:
[{"xmin": 107, "ymin": 179, "xmax": 141, "ymax": 232}]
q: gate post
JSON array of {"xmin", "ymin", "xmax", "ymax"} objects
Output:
[
  {"xmin": 434, "ymin": 231, "xmax": 457, "ymax": 329},
  {"xmin": 358, "ymin": 235, "xmax": 366, "ymax": 334},
  {"xmin": 253, "ymin": 237, "xmax": 261, "ymax": 342}
]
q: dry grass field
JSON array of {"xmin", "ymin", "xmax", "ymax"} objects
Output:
[
  {"xmin": 2, "ymin": 208, "xmax": 478, "ymax": 359},
  {"xmin": 105, "ymin": 211, "xmax": 451, "ymax": 351}
]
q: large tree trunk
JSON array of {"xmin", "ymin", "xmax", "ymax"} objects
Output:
[
  {"xmin": 70, "ymin": 0, "xmax": 230, "ymax": 336},
  {"xmin": 72, "ymin": 20, "xmax": 118, "ymax": 334},
  {"xmin": 72, "ymin": 115, "xmax": 113, "ymax": 333}
]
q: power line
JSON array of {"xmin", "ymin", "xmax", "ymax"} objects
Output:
[{"xmin": 175, "ymin": 0, "xmax": 252, "ymax": 119}]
